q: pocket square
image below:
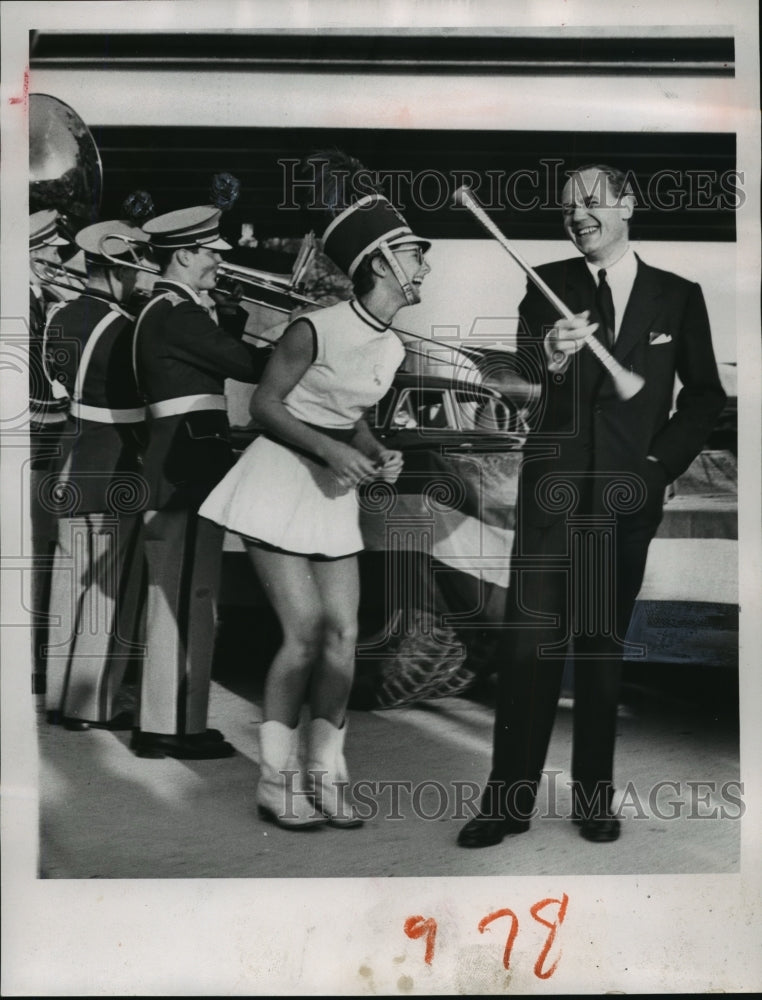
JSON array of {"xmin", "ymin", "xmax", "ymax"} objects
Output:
[{"xmin": 649, "ymin": 332, "xmax": 672, "ymax": 345}]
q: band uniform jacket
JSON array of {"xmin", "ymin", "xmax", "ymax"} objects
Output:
[
  {"xmin": 515, "ymin": 254, "xmax": 726, "ymax": 527},
  {"xmin": 29, "ymin": 284, "xmax": 69, "ymax": 434},
  {"xmin": 45, "ymin": 293, "xmax": 146, "ymax": 515},
  {"xmin": 134, "ymin": 280, "xmax": 271, "ymax": 510}
]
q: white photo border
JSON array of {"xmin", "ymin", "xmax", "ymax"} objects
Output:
[{"xmin": 1, "ymin": 1, "xmax": 760, "ymax": 995}]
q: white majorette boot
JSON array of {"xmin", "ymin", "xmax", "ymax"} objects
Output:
[
  {"xmin": 307, "ymin": 717, "xmax": 364, "ymax": 828},
  {"xmin": 256, "ymin": 720, "xmax": 326, "ymax": 830}
]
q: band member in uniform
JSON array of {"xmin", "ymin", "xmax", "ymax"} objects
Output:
[
  {"xmin": 457, "ymin": 163, "xmax": 726, "ymax": 848},
  {"xmin": 29, "ymin": 209, "xmax": 73, "ymax": 411},
  {"xmin": 28, "ymin": 210, "xmax": 73, "ymax": 691},
  {"xmin": 44, "ymin": 219, "xmax": 150, "ymax": 730},
  {"xmin": 200, "ymin": 177, "xmax": 431, "ymax": 829},
  {"xmin": 132, "ymin": 205, "xmax": 271, "ymax": 760}
]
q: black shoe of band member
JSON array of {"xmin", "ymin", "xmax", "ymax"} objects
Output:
[
  {"xmin": 130, "ymin": 729, "xmax": 236, "ymax": 760},
  {"xmin": 457, "ymin": 813, "xmax": 531, "ymax": 849},
  {"xmin": 46, "ymin": 710, "xmax": 135, "ymax": 732},
  {"xmin": 189, "ymin": 728, "xmax": 226, "ymax": 743},
  {"xmin": 61, "ymin": 717, "xmax": 91, "ymax": 732}
]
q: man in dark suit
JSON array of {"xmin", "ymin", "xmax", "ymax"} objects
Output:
[
  {"xmin": 131, "ymin": 206, "xmax": 271, "ymax": 759},
  {"xmin": 458, "ymin": 163, "xmax": 726, "ymax": 848},
  {"xmin": 45, "ymin": 219, "xmax": 150, "ymax": 730}
]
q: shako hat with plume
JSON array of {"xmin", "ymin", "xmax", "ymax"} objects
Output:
[{"xmin": 302, "ymin": 148, "xmax": 430, "ymax": 305}]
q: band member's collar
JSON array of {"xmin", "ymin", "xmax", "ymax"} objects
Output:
[
  {"xmin": 82, "ymin": 289, "xmax": 127, "ymax": 312},
  {"xmin": 350, "ymin": 298, "xmax": 391, "ymax": 331},
  {"xmin": 154, "ymin": 278, "xmax": 204, "ymax": 306}
]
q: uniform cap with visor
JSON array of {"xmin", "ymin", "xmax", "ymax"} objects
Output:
[
  {"xmin": 142, "ymin": 206, "xmax": 232, "ymax": 251},
  {"xmin": 30, "ymin": 209, "xmax": 70, "ymax": 251},
  {"xmin": 75, "ymin": 219, "xmax": 150, "ymax": 268}
]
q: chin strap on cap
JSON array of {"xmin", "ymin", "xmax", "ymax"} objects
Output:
[{"xmin": 378, "ymin": 242, "xmax": 417, "ymax": 306}]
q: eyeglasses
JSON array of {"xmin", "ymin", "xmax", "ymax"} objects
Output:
[{"xmin": 393, "ymin": 245, "xmax": 426, "ymax": 266}]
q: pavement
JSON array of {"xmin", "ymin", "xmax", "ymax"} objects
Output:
[{"xmin": 36, "ymin": 648, "xmax": 741, "ymax": 880}]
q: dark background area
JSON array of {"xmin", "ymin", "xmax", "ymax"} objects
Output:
[
  {"xmin": 29, "ymin": 30, "xmax": 738, "ymax": 250},
  {"xmin": 28, "ymin": 30, "xmax": 735, "ymax": 75},
  {"xmin": 88, "ymin": 126, "xmax": 738, "ymax": 247}
]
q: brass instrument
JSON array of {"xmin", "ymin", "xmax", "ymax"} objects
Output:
[
  {"xmin": 97, "ymin": 230, "xmax": 323, "ymax": 317},
  {"xmin": 215, "ymin": 229, "xmax": 320, "ymax": 312},
  {"xmin": 29, "ymin": 93, "xmax": 102, "ymax": 303},
  {"xmin": 26, "ymin": 97, "xmax": 532, "ymax": 407},
  {"xmin": 29, "ymin": 255, "xmax": 88, "ymax": 296},
  {"xmin": 29, "ymin": 91, "xmax": 321, "ymax": 320},
  {"xmin": 29, "ymin": 93, "xmax": 103, "ymax": 236}
]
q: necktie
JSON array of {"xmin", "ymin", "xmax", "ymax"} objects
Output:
[{"xmin": 596, "ymin": 268, "xmax": 615, "ymax": 348}]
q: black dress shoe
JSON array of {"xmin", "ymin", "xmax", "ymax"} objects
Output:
[
  {"xmin": 85, "ymin": 711, "xmax": 135, "ymax": 732},
  {"xmin": 46, "ymin": 709, "xmax": 136, "ymax": 732},
  {"xmin": 457, "ymin": 814, "xmax": 531, "ymax": 848},
  {"xmin": 46, "ymin": 711, "xmax": 90, "ymax": 731},
  {"xmin": 62, "ymin": 717, "xmax": 91, "ymax": 731},
  {"xmin": 187, "ymin": 728, "xmax": 226, "ymax": 744},
  {"xmin": 130, "ymin": 730, "xmax": 236, "ymax": 760},
  {"xmin": 577, "ymin": 816, "xmax": 621, "ymax": 843},
  {"xmin": 571, "ymin": 782, "xmax": 620, "ymax": 842}
]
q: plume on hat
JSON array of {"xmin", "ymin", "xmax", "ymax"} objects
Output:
[
  {"xmin": 122, "ymin": 189, "xmax": 155, "ymax": 225},
  {"xmin": 209, "ymin": 172, "xmax": 241, "ymax": 212},
  {"xmin": 301, "ymin": 148, "xmax": 383, "ymax": 222}
]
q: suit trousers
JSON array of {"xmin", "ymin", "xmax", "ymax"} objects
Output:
[
  {"xmin": 138, "ymin": 509, "xmax": 223, "ymax": 736},
  {"xmin": 45, "ymin": 513, "xmax": 145, "ymax": 722},
  {"xmin": 485, "ymin": 498, "xmax": 662, "ymax": 819}
]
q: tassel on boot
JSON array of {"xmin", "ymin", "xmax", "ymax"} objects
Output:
[
  {"xmin": 307, "ymin": 717, "xmax": 364, "ymax": 828},
  {"xmin": 256, "ymin": 720, "xmax": 326, "ymax": 830}
]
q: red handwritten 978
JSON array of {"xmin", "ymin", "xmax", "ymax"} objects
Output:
[{"xmin": 404, "ymin": 893, "xmax": 569, "ymax": 979}]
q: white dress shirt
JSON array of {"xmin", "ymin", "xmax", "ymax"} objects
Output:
[
  {"xmin": 585, "ymin": 246, "xmax": 637, "ymax": 342},
  {"xmin": 544, "ymin": 247, "xmax": 662, "ymax": 469},
  {"xmin": 545, "ymin": 246, "xmax": 638, "ymax": 371}
]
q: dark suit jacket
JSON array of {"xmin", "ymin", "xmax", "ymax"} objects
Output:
[
  {"xmin": 135, "ymin": 281, "xmax": 271, "ymax": 510},
  {"xmin": 515, "ymin": 253, "xmax": 726, "ymax": 526}
]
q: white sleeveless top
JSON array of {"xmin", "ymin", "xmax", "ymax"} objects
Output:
[{"xmin": 284, "ymin": 299, "xmax": 405, "ymax": 429}]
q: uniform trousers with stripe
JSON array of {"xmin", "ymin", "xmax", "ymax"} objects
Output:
[
  {"xmin": 139, "ymin": 509, "xmax": 223, "ymax": 736},
  {"xmin": 30, "ymin": 422, "xmax": 66, "ymax": 690},
  {"xmin": 45, "ymin": 513, "xmax": 145, "ymax": 722}
]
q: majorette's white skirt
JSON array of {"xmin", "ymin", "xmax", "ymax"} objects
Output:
[{"xmin": 199, "ymin": 435, "xmax": 363, "ymax": 559}]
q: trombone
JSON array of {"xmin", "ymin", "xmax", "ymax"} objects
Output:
[
  {"xmin": 27, "ymin": 90, "xmax": 531, "ymax": 406},
  {"xmin": 218, "ymin": 228, "xmax": 318, "ymax": 309},
  {"xmin": 96, "ymin": 229, "xmax": 525, "ymax": 393},
  {"xmin": 30, "ymin": 255, "xmax": 88, "ymax": 297},
  {"xmin": 97, "ymin": 230, "xmax": 323, "ymax": 317}
]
